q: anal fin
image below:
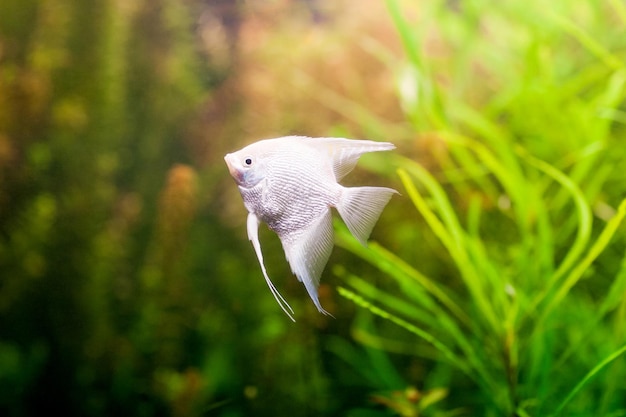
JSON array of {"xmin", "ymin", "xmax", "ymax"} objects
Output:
[{"xmin": 280, "ymin": 210, "xmax": 334, "ymax": 316}]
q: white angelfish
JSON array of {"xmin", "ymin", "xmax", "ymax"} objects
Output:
[{"xmin": 224, "ymin": 136, "xmax": 397, "ymax": 321}]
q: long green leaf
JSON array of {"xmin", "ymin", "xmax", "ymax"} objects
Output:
[
  {"xmin": 335, "ymin": 223, "xmax": 470, "ymax": 327},
  {"xmin": 551, "ymin": 343, "xmax": 626, "ymax": 416},
  {"xmin": 398, "ymin": 166, "xmax": 500, "ymax": 333},
  {"xmin": 542, "ymin": 198, "xmax": 626, "ymax": 321},
  {"xmin": 337, "ymin": 286, "xmax": 495, "ymax": 387},
  {"xmin": 550, "ymin": 13, "xmax": 623, "ymax": 71},
  {"xmin": 519, "ymin": 150, "xmax": 593, "ymax": 301}
]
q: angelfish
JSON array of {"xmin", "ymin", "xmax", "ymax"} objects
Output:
[{"xmin": 224, "ymin": 136, "xmax": 397, "ymax": 321}]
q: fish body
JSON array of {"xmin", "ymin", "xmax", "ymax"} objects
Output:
[{"xmin": 224, "ymin": 136, "xmax": 396, "ymax": 321}]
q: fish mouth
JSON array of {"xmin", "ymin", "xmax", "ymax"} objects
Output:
[{"xmin": 224, "ymin": 153, "xmax": 244, "ymax": 184}]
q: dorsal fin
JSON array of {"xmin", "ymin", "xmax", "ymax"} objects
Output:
[{"xmin": 298, "ymin": 137, "xmax": 395, "ymax": 181}]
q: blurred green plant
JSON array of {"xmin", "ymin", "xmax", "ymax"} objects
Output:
[{"xmin": 0, "ymin": 0, "xmax": 340, "ymax": 415}]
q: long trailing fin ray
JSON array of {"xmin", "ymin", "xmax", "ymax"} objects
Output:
[
  {"xmin": 247, "ymin": 213, "xmax": 295, "ymax": 321},
  {"xmin": 280, "ymin": 210, "xmax": 334, "ymax": 316},
  {"xmin": 300, "ymin": 137, "xmax": 395, "ymax": 181},
  {"xmin": 336, "ymin": 186, "xmax": 398, "ymax": 245}
]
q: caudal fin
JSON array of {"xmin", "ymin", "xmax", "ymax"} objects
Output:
[{"xmin": 336, "ymin": 186, "xmax": 397, "ymax": 246}]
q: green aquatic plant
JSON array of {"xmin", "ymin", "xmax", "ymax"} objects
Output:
[
  {"xmin": 335, "ymin": 0, "xmax": 626, "ymax": 415},
  {"xmin": 337, "ymin": 141, "xmax": 626, "ymax": 414}
]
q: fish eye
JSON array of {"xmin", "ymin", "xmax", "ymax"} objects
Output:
[{"xmin": 244, "ymin": 157, "xmax": 253, "ymax": 166}]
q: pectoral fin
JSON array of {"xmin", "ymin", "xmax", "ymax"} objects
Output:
[
  {"xmin": 280, "ymin": 210, "xmax": 334, "ymax": 316},
  {"xmin": 247, "ymin": 212, "xmax": 295, "ymax": 321}
]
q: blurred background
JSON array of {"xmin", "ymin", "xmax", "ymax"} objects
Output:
[{"xmin": 1, "ymin": 0, "xmax": 625, "ymax": 416}]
